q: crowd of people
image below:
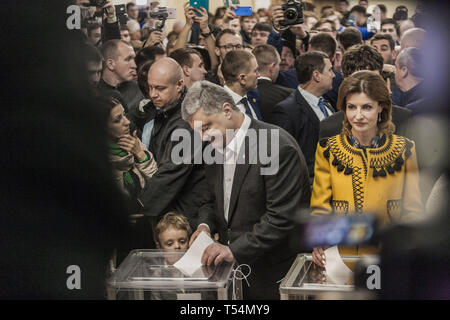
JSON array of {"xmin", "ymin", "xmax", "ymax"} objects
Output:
[
  {"xmin": 3, "ymin": 0, "xmax": 446, "ymax": 300},
  {"xmin": 78, "ymin": 0, "xmax": 446, "ymax": 299}
]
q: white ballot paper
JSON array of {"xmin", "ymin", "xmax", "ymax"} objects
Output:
[
  {"xmin": 174, "ymin": 231, "xmax": 214, "ymax": 277},
  {"xmin": 324, "ymin": 246, "xmax": 354, "ymax": 285}
]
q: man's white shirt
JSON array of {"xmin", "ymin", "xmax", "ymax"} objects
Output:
[
  {"xmin": 224, "ymin": 85, "xmax": 258, "ymax": 119},
  {"xmin": 298, "ymin": 86, "xmax": 332, "ymax": 121}
]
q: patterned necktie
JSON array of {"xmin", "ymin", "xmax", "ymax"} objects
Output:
[
  {"xmin": 318, "ymin": 97, "xmax": 329, "ymax": 118},
  {"xmin": 240, "ymin": 97, "xmax": 254, "ymax": 118}
]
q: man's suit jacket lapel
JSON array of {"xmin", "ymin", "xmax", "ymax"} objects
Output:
[
  {"xmin": 210, "ymin": 155, "xmax": 227, "ymax": 227},
  {"xmin": 295, "ymin": 89, "xmax": 320, "ymax": 133},
  {"xmin": 247, "ymin": 90, "xmax": 263, "ymax": 121},
  {"xmin": 226, "ymin": 120, "xmax": 258, "ymax": 225}
]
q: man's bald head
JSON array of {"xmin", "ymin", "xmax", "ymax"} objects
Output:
[
  {"xmin": 149, "ymin": 57, "xmax": 183, "ymax": 85},
  {"xmin": 401, "ymin": 28, "xmax": 426, "ymax": 50},
  {"xmin": 147, "ymin": 57, "xmax": 185, "ymax": 109}
]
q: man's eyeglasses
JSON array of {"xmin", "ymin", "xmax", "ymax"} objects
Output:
[{"xmin": 218, "ymin": 44, "xmax": 243, "ymax": 50}]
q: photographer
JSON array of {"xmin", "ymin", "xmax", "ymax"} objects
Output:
[
  {"xmin": 269, "ymin": 3, "xmax": 310, "ymax": 56},
  {"xmin": 174, "ymin": 2, "xmax": 218, "ymax": 72},
  {"xmin": 269, "ymin": 3, "xmax": 310, "ymax": 89},
  {"xmin": 80, "ymin": 1, "xmax": 121, "ymax": 46}
]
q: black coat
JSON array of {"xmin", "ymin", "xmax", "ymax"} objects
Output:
[
  {"xmin": 128, "ymin": 92, "xmax": 207, "ymax": 228},
  {"xmin": 319, "ymin": 105, "xmax": 413, "ymax": 139},
  {"xmin": 256, "ymin": 78, "xmax": 294, "ymax": 123},
  {"xmin": 198, "ymin": 119, "xmax": 311, "ymax": 299},
  {"xmin": 270, "ymin": 89, "xmax": 325, "ymax": 179}
]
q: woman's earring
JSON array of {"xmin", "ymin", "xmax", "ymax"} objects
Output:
[{"xmin": 378, "ymin": 113, "xmax": 382, "ymax": 123}]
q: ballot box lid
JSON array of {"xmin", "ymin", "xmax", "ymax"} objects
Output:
[
  {"xmin": 107, "ymin": 249, "xmax": 235, "ymax": 290},
  {"xmin": 279, "ymin": 253, "xmax": 370, "ymax": 296}
]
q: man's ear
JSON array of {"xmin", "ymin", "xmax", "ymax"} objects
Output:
[
  {"xmin": 330, "ymin": 52, "xmax": 336, "ymax": 65},
  {"xmin": 182, "ymin": 65, "xmax": 190, "ymax": 77},
  {"xmin": 237, "ymin": 73, "xmax": 246, "ymax": 86},
  {"xmin": 267, "ymin": 62, "xmax": 275, "ymax": 75},
  {"xmin": 400, "ymin": 66, "xmax": 409, "ymax": 79},
  {"xmin": 312, "ymin": 69, "xmax": 321, "ymax": 82},
  {"xmin": 214, "ymin": 47, "xmax": 221, "ymax": 59},
  {"xmin": 105, "ymin": 58, "xmax": 115, "ymax": 71},
  {"xmin": 222, "ymin": 102, "xmax": 233, "ymax": 119},
  {"xmin": 176, "ymin": 78, "xmax": 184, "ymax": 92},
  {"xmin": 392, "ymin": 49, "xmax": 398, "ymax": 61}
]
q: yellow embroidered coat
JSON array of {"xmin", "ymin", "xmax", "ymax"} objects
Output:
[{"xmin": 311, "ymin": 133, "xmax": 423, "ymax": 256}]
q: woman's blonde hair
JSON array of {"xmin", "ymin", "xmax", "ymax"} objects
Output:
[{"xmin": 337, "ymin": 70, "xmax": 395, "ymax": 137}]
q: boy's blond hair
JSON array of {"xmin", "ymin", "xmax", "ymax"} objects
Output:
[{"xmin": 154, "ymin": 212, "xmax": 192, "ymax": 244}]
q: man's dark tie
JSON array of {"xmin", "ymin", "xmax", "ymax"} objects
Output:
[
  {"xmin": 240, "ymin": 97, "xmax": 254, "ymax": 118},
  {"xmin": 318, "ymin": 97, "xmax": 329, "ymax": 118}
]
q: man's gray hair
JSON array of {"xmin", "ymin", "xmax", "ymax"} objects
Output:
[
  {"xmin": 397, "ymin": 47, "xmax": 424, "ymax": 78},
  {"xmin": 181, "ymin": 80, "xmax": 239, "ymax": 121}
]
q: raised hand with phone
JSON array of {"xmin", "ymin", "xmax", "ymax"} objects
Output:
[{"xmin": 175, "ymin": 2, "xmax": 218, "ymax": 70}]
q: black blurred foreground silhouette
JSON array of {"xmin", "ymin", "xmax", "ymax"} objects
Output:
[{"xmin": 0, "ymin": 0, "xmax": 130, "ymax": 298}]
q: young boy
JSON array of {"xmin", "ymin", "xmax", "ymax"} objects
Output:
[{"xmin": 154, "ymin": 212, "xmax": 191, "ymax": 251}]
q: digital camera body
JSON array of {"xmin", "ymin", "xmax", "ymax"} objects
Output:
[
  {"xmin": 280, "ymin": 0, "xmax": 305, "ymax": 27},
  {"xmin": 88, "ymin": 0, "xmax": 107, "ymax": 8},
  {"xmin": 150, "ymin": 7, "xmax": 169, "ymax": 31},
  {"xmin": 150, "ymin": 7, "xmax": 169, "ymax": 20}
]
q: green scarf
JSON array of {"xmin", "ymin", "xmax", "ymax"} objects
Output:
[{"xmin": 109, "ymin": 143, "xmax": 134, "ymax": 186}]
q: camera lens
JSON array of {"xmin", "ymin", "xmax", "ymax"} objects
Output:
[{"xmin": 285, "ymin": 8, "xmax": 298, "ymax": 21}]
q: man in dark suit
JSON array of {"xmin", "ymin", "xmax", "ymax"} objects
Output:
[
  {"xmin": 309, "ymin": 32, "xmax": 344, "ymax": 111},
  {"xmin": 182, "ymin": 81, "xmax": 311, "ymax": 299},
  {"xmin": 271, "ymin": 51, "xmax": 336, "ymax": 179},
  {"xmin": 252, "ymin": 44, "xmax": 294, "ymax": 123},
  {"xmin": 319, "ymin": 44, "xmax": 412, "ymax": 139},
  {"xmin": 221, "ymin": 50, "xmax": 263, "ymax": 120}
]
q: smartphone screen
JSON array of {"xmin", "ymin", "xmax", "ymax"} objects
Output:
[
  {"xmin": 190, "ymin": 0, "xmax": 209, "ymax": 16},
  {"xmin": 232, "ymin": 6, "xmax": 252, "ymax": 17},
  {"xmin": 115, "ymin": 4, "xmax": 127, "ymax": 25}
]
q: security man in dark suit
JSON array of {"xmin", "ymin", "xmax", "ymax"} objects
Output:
[
  {"xmin": 319, "ymin": 44, "xmax": 412, "ymax": 139},
  {"xmin": 252, "ymin": 44, "xmax": 294, "ymax": 123},
  {"xmin": 221, "ymin": 50, "xmax": 263, "ymax": 120},
  {"xmin": 271, "ymin": 51, "xmax": 336, "ymax": 179},
  {"xmin": 183, "ymin": 81, "xmax": 311, "ymax": 300}
]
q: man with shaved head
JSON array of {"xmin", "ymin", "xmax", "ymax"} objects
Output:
[
  {"xmin": 400, "ymin": 28, "xmax": 426, "ymax": 50},
  {"xmin": 98, "ymin": 39, "xmax": 139, "ymax": 112},
  {"xmin": 129, "ymin": 57, "xmax": 206, "ymax": 231}
]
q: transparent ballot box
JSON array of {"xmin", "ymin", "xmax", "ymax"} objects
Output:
[
  {"xmin": 107, "ymin": 249, "xmax": 240, "ymax": 300},
  {"xmin": 279, "ymin": 253, "xmax": 364, "ymax": 300}
]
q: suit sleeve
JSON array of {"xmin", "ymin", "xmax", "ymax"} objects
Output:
[
  {"xmin": 270, "ymin": 104, "xmax": 295, "ymax": 137},
  {"xmin": 310, "ymin": 141, "xmax": 333, "ymax": 216},
  {"xmin": 197, "ymin": 176, "xmax": 218, "ymax": 232},
  {"xmin": 402, "ymin": 141, "xmax": 424, "ymax": 220},
  {"xmin": 267, "ymin": 30, "xmax": 282, "ymax": 54},
  {"xmin": 103, "ymin": 21, "xmax": 121, "ymax": 42},
  {"xmin": 139, "ymin": 127, "xmax": 198, "ymax": 218},
  {"xmin": 229, "ymin": 142, "xmax": 311, "ymax": 265}
]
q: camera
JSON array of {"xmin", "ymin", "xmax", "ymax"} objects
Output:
[
  {"xmin": 87, "ymin": 0, "xmax": 107, "ymax": 8},
  {"xmin": 150, "ymin": 7, "xmax": 169, "ymax": 31},
  {"xmin": 150, "ymin": 7, "xmax": 169, "ymax": 20},
  {"xmin": 280, "ymin": 0, "xmax": 305, "ymax": 27}
]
